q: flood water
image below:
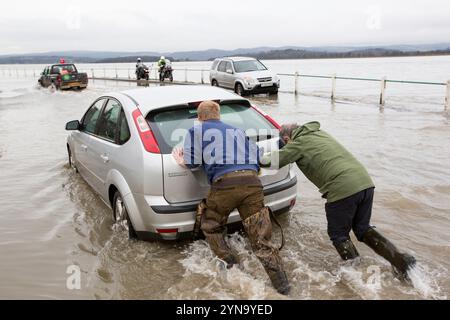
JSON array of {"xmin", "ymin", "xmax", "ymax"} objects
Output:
[{"xmin": 0, "ymin": 57, "xmax": 449, "ymax": 299}]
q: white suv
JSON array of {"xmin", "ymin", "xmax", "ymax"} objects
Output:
[{"xmin": 210, "ymin": 57, "xmax": 280, "ymax": 96}]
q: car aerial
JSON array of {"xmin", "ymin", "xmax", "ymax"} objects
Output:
[
  {"xmin": 209, "ymin": 57, "xmax": 280, "ymax": 96},
  {"xmin": 65, "ymin": 85, "xmax": 297, "ymax": 241},
  {"xmin": 38, "ymin": 60, "xmax": 88, "ymax": 90}
]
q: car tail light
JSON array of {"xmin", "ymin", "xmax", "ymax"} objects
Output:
[
  {"xmin": 132, "ymin": 108, "xmax": 160, "ymax": 153},
  {"xmin": 251, "ymin": 105, "xmax": 281, "ymax": 130},
  {"xmin": 290, "ymin": 198, "xmax": 297, "ymax": 209},
  {"xmin": 157, "ymin": 228, "xmax": 178, "ymax": 234}
]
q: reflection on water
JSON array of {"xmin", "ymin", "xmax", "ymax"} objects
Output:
[{"xmin": 0, "ymin": 77, "xmax": 449, "ymax": 299}]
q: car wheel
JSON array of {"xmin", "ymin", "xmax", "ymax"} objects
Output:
[
  {"xmin": 113, "ymin": 191, "xmax": 138, "ymax": 240},
  {"xmin": 235, "ymin": 83, "xmax": 245, "ymax": 96},
  {"xmin": 67, "ymin": 146, "xmax": 78, "ymax": 173},
  {"xmin": 269, "ymin": 89, "xmax": 279, "ymax": 96},
  {"xmin": 211, "ymin": 79, "xmax": 218, "ymax": 87}
]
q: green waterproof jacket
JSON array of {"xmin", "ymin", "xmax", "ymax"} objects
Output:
[{"xmin": 263, "ymin": 122, "xmax": 374, "ymax": 203}]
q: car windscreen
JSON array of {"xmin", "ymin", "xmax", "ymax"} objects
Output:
[
  {"xmin": 51, "ymin": 64, "xmax": 77, "ymax": 74},
  {"xmin": 147, "ymin": 103, "xmax": 276, "ymax": 154},
  {"xmin": 233, "ymin": 60, "xmax": 267, "ymax": 73}
]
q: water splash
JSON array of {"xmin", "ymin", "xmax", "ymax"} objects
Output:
[
  {"xmin": 178, "ymin": 233, "xmax": 282, "ymax": 299},
  {"xmin": 405, "ymin": 264, "xmax": 447, "ymax": 300}
]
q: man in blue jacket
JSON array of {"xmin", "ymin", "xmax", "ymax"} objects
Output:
[{"xmin": 172, "ymin": 100, "xmax": 289, "ymax": 295}]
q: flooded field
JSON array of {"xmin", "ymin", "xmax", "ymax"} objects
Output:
[{"xmin": 0, "ymin": 73, "xmax": 449, "ymax": 299}]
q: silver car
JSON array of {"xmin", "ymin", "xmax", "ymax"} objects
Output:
[
  {"xmin": 210, "ymin": 57, "xmax": 280, "ymax": 96},
  {"xmin": 65, "ymin": 86, "xmax": 297, "ymax": 241}
]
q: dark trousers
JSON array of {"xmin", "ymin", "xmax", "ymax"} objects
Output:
[{"xmin": 325, "ymin": 188, "xmax": 375, "ymax": 245}]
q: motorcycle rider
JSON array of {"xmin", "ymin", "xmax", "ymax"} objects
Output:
[
  {"xmin": 136, "ymin": 58, "xmax": 144, "ymax": 69},
  {"xmin": 136, "ymin": 58, "xmax": 148, "ymax": 80},
  {"xmin": 157, "ymin": 56, "xmax": 167, "ymax": 72}
]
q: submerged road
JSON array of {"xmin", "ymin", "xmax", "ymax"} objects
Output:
[{"xmin": 0, "ymin": 78, "xmax": 449, "ymax": 299}]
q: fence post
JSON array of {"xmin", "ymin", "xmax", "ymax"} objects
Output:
[
  {"xmin": 115, "ymin": 68, "xmax": 118, "ymax": 79},
  {"xmin": 201, "ymin": 70, "xmax": 204, "ymax": 84},
  {"xmin": 445, "ymin": 80, "xmax": 450, "ymax": 112},
  {"xmin": 294, "ymin": 72, "xmax": 299, "ymax": 95},
  {"xmin": 185, "ymin": 68, "xmax": 188, "ymax": 83},
  {"xmin": 91, "ymin": 69, "xmax": 94, "ymax": 79},
  {"xmin": 154, "ymin": 68, "xmax": 158, "ymax": 80},
  {"xmin": 379, "ymin": 77, "xmax": 387, "ymax": 106},
  {"xmin": 103, "ymin": 69, "xmax": 106, "ymax": 78},
  {"xmin": 128, "ymin": 69, "xmax": 131, "ymax": 80},
  {"xmin": 331, "ymin": 73, "xmax": 337, "ymax": 101}
]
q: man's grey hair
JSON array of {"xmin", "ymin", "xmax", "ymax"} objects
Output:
[{"xmin": 279, "ymin": 123, "xmax": 300, "ymax": 139}]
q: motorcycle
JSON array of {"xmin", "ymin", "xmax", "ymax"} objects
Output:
[
  {"xmin": 136, "ymin": 65, "xmax": 150, "ymax": 80},
  {"xmin": 159, "ymin": 65, "xmax": 174, "ymax": 82}
]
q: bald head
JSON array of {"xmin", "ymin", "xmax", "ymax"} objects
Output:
[
  {"xmin": 280, "ymin": 123, "xmax": 300, "ymax": 143},
  {"xmin": 197, "ymin": 100, "xmax": 221, "ymax": 121}
]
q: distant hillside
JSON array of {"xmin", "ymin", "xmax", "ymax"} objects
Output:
[
  {"xmin": 250, "ymin": 48, "xmax": 450, "ymax": 60},
  {"xmin": 96, "ymin": 56, "xmax": 176, "ymax": 63},
  {"xmin": 0, "ymin": 55, "xmax": 97, "ymax": 64},
  {"xmin": 1, "ymin": 43, "xmax": 449, "ymax": 64}
]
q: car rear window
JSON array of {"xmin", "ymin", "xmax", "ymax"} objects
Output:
[
  {"xmin": 147, "ymin": 103, "xmax": 276, "ymax": 154},
  {"xmin": 211, "ymin": 60, "xmax": 220, "ymax": 70}
]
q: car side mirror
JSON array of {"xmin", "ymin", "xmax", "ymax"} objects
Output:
[
  {"xmin": 226, "ymin": 69, "xmax": 233, "ymax": 74},
  {"xmin": 66, "ymin": 120, "xmax": 80, "ymax": 131}
]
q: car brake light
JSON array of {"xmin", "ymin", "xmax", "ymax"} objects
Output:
[
  {"xmin": 132, "ymin": 108, "xmax": 160, "ymax": 153},
  {"xmin": 157, "ymin": 228, "xmax": 178, "ymax": 234},
  {"xmin": 251, "ymin": 105, "xmax": 281, "ymax": 130},
  {"xmin": 290, "ymin": 198, "xmax": 296, "ymax": 209},
  {"xmin": 188, "ymin": 100, "xmax": 220, "ymax": 108}
]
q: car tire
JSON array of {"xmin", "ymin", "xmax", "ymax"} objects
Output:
[
  {"xmin": 235, "ymin": 83, "xmax": 246, "ymax": 96},
  {"xmin": 211, "ymin": 79, "xmax": 218, "ymax": 87},
  {"xmin": 269, "ymin": 89, "xmax": 279, "ymax": 96},
  {"xmin": 113, "ymin": 191, "xmax": 138, "ymax": 240},
  {"xmin": 67, "ymin": 146, "xmax": 78, "ymax": 173}
]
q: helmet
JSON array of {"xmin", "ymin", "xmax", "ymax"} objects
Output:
[
  {"xmin": 161, "ymin": 56, "xmax": 165, "ymax": 60},
  {"xmin": 137, "ymin": 58, "xmax": 142, "ymax": 62}
]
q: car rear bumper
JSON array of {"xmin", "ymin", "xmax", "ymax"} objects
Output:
[
  {"xmin": 132, "ymin": 174, "xmax": 298, "ymax": 241},
  {"xmin": 136, "ymin": 204, "xmax": 293, "ymax": 242},
  {"xmin": 60, "ymin": 82, "xmax": 88, "ymax": 89}
]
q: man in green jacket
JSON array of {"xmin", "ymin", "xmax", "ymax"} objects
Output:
[{"xmin": 261, "ymin": 122, "xmax": 416, "ymax": 278}]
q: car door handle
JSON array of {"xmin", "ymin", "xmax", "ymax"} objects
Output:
[
  {"xmin": 81, "ymin": 144, "xmax": 88, "ymax": 151},
  {"xmin": 100, "ymin": 154, "xmax": 109, "ymax": 164}
]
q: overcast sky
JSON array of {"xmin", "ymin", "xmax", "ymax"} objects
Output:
[{"xmin": 0, "ymin": 0, "xmax": 449, "ymax": 54}]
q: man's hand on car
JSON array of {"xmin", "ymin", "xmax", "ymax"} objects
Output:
[{"xmin": 172, "ymin": 147, "xmax": 187, "ymax": 168}]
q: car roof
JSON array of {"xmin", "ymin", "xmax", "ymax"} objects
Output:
[
  {"xmin": 117, "ymin": 85, "xmax": 247, "ymax": 114},
  {"xmin": 219, "ymin": 56, "xmax": 257, "ymax": 62}
]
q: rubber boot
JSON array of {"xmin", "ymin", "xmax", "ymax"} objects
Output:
[
  {"xmin": 333, "ymin": 239, "xmax": 360, "ymax": 261},
  {"xmin": 242, "ymin": 207, "xmax": 290, "ymax": 295},
  {"xmin": 204, "ymin": 230, "xmax": 238, "ymax": 269},
  {"xmin": 363, "ymin": 228, "xmax": 416, "ymax": 278}
]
